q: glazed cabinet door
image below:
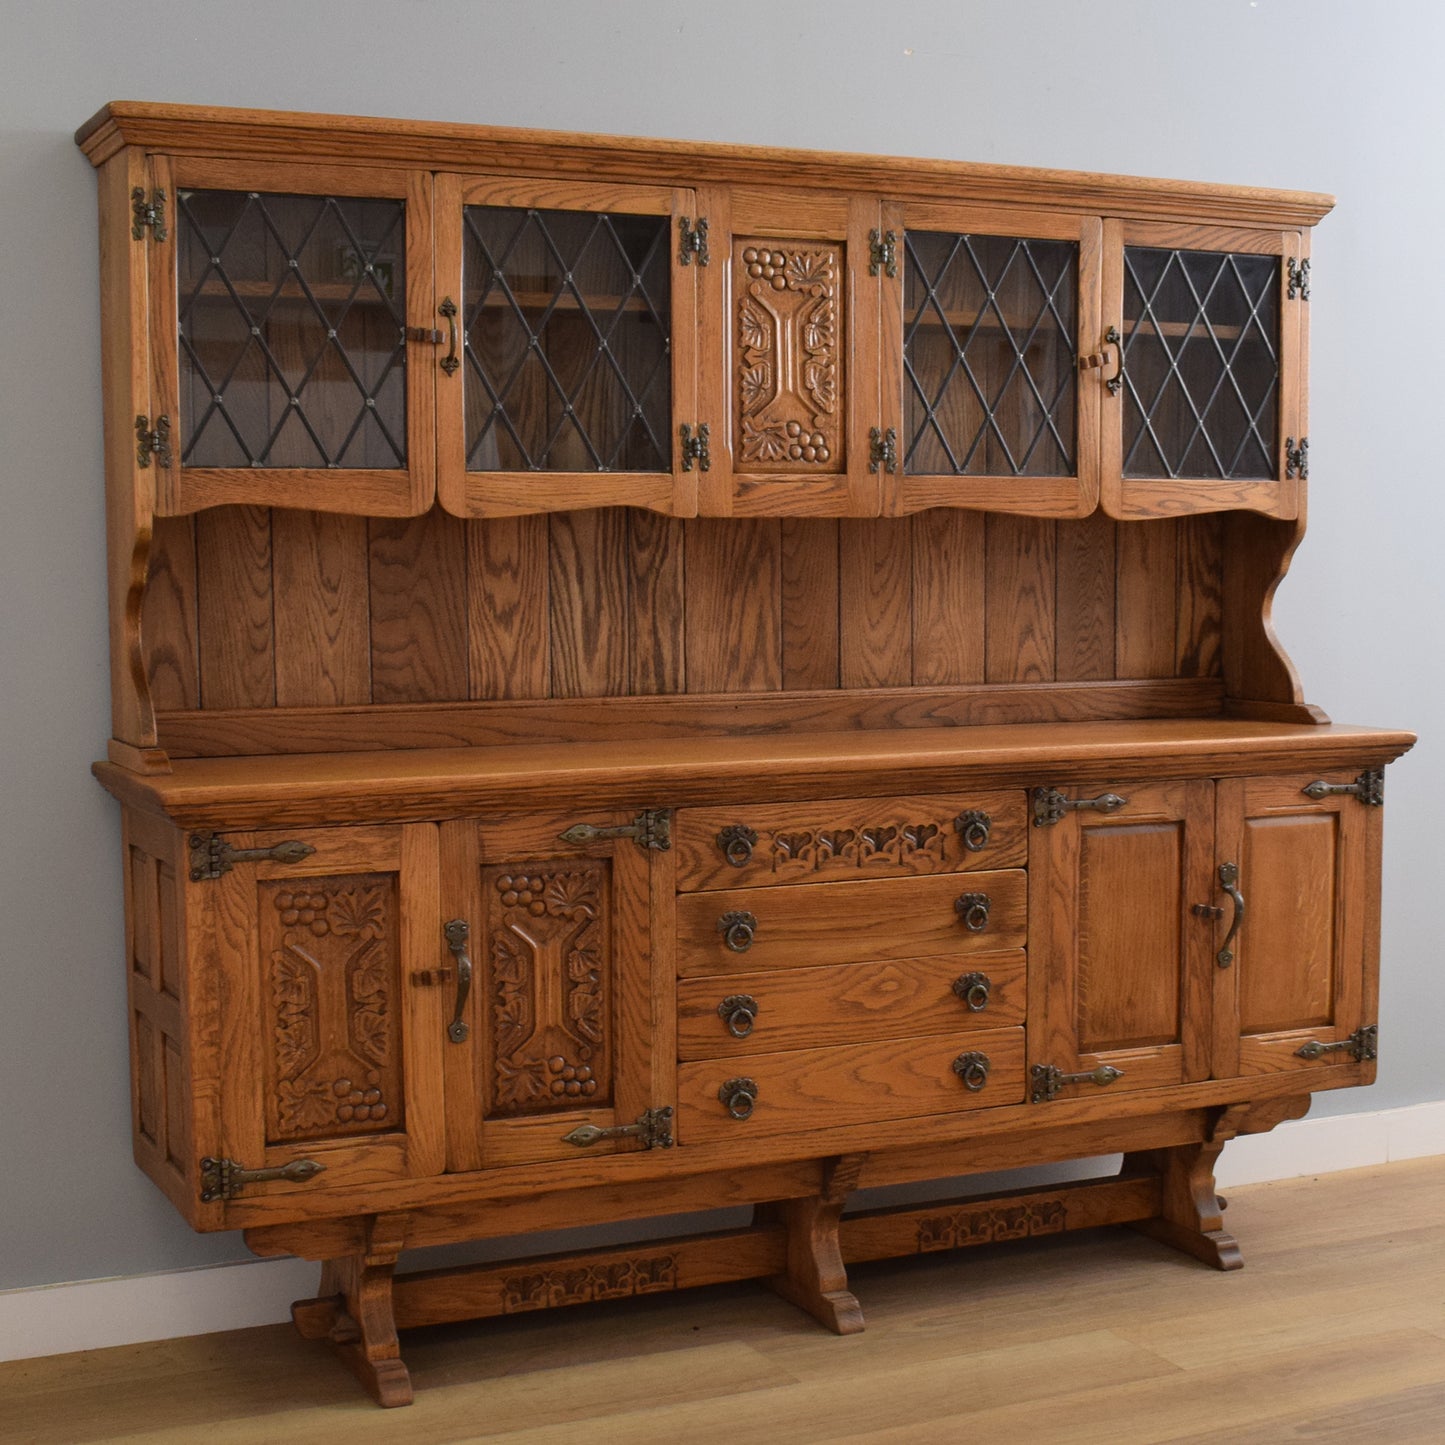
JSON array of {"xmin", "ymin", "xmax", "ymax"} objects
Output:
[
  {"xmin": 694, "ymin": 185, "xmax": 882, "ymax": 516},
  {"xmin": 189, "ymin": 823, "xmax": 446, "ymax": 1216},
  {"xmin": 439, "ymin": 810, "xmax": 666, "ymax": 1169},
  {"xmin": 881, "ymin": 202, "xmax": 1102, "ymax": 518},
  {"xmin": 1212, "ymin": 774, "xmax": 1379, "ymax": 1080},
  {"xmin": 146, "ymin": 156, "xmax": 437, "ymax": 516},
  {"xmin": 1099, "ymin": 220, "xmax": 1307, "ymax": 519},
  {"xmin": 1030, "ymin": 780, "xmax": 1215, "ymax": 1102},
  {"xmin": 434, "ymin": 175, "xmax": 698, "ymax": 517}
]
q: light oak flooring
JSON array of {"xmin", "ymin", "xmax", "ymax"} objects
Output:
[{"xmin": 5, "ymin": 1156, "xmax": 1445, "ymax": 1443}]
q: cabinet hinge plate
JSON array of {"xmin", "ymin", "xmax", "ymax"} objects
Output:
[
  {"xmin": 1285, "ymin": 435, "xmax": 1309, "ymax": 479},
  {"xmin": 868, "ymin": 425, "xmax": 898, "ymax": 474},
  {"xmin": 131, "ymin": 186, "xmax": 168, "ymax": 242},
  {"xmin": 557, "ymin": 808, "xmax": 672, "ymax": 852},
  {"xmin": 1030, "ymin": 1062, "xmax": 1125, "ymax": 1103},
  {"xmin": 561, "ymin": 1106, "xmax": 675, "ymax": 1150},
  {"xmin": 134, "ymin": 414, "xmax": 173, "ymax": 470},
  {"xmin": 1302, "ymin": 769, "xmax": 1384, "ymax": 807},
  {"xmin": 1287, "ymin": 256, "xmax": 1310, "ymax": 301},
  {"xmin": 1295, "ymin": 1024, "xmax": 1378, "ymax": 1063},
  {"xmin": 868, "ymin": 228, "xmax": 898, "ymax": 278},
  {"xmin": 199, "ymin": 1155, "xmax": 325, "ymax": 1202},
  {"xmin": 679, "ymin": 423, "xmax": 711, "ymax": 472},
  {"xmin": 188, "ymin": 832, "xmax": 317, "ymax": 881},
  {"xmin": 678, "ymin": 217, "xmax": 709, "ymax": 266}
]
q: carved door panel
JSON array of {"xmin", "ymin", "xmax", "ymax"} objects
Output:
[
  {"xmin": 882, "ymin": 201, "xmax": 1102, "ymax": 519},
  {"xmin": 1030, "ymin": 780, "xmax": 1214, "ymax": 1102},
  {"xmin": 440, "ymin": 811, "xmax": 665, "ymax": 1170},
  {"xmin": 194, "ymin": 823, "xmax": 445, "ymax": 1209},
  {"xmin": 434, "ymin": 174, "xmax": 699, "ymax": 518},
  {"xmin": 694, "ymin": 185, "xmax": 882, "ymax": 516},
  {"xmin": 1212, "ymin": 774, "xmax": 1377, "ymax": 1080}
]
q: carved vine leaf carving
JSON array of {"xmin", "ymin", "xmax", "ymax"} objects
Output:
[
  {"xmin": 739, "ymin": 417, "xmax": 792, "ymax": 463},
  {"xmin": 272, "ymin": 946, "xmax": 319, "ymax": 1080},
  {"xmin": 329, "ymin": 884, "xmax": 388, "ymax": 939},
  {"xmin": 275, "ymin": 1077, "xmax": 342, "ymax": 1135},
  {"xmin": 348, "ymin": 937, "xmax": 392, "ymax": 1067},
  {"xmin": 767, "ymin": 820, "xmax": 949, "ymax": 875}
]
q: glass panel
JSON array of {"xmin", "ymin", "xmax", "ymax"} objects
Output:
[
  {"xmin": 1121, "ymin": 248, "xmax": 1279, "ymax": 479},
  {"xmin": 903, "ymin": 232, "xmax": 1077, "ymax": 476},
  {"xmin": 462, "ymin": 207, "xmax": 671, "ymax": 472},
  {"xmin": 176, "ymin": 190, "xmax": 407, "ymax": 469}
]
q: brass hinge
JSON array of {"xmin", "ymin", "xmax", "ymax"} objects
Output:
[
  {"xmin": 1302, "ymin": 769, "xmax": 1384, "ymax": 807},
  {"xmin": 678, "ymin": 217, "xmax": 709, "ymax": 266},
  {"xmin": 199, "ymin": 1155, "xmax": 325, "ymax": 1202},
  {"xmin": 558, "ymin": 808, "xmax": 672, "ymax": 852},
  {"xmin": 1296, "ymin": 1024, "xmax": 1377, "ymax": 1063},
  {"xmin": 188, "ymin": 833, "xmax": 317, "ymax": 882},
  {"xmin": 1030, "ymin": 1062, "xmax": 1125, "ymax": 1103},
  {"xmin": 562, "ymin": 1106, "xmax": 675, "ymax": 1150},
  {"xmin": 1287, "ymin": 257, "xmax": 1311, "ymax": 301},
  {"xmin": 135, "ymin": 414, "xmax": 173, "ymax": 470},
  {"xmin": 131, "ymin": 186, "xmax": 168, "ymax": 242},
  {"xmin": 869, "ymin": 425, "xmax": 898, "ymax": 474},
  {"xmin": 679, "ymin": 422, "xmax": 711, "ymax": 472},
  {"xmin": 868, "ymin": 228, "xmax": 898, "ymax": 278},
  {"xmin": 1285, "ymin": 435, "xmax": 1309, "ymax": 479}
]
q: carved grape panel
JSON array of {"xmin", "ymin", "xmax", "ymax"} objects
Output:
[
  {"xmin": 734, "ymin": 238, "xmax": 843, "ymax": 473},
  {"xmin": 483, "ymin": 861, "xmax": 613, "ymax": 1115},
  {"xmin": 259, "ymin": 872, "xmax": 403, "ymax": 1143}
]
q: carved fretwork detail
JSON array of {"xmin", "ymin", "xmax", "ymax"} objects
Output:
[
  {"xmin": 485, "ymin": 863, "xmax": 611, "ymax": 1116},
  {"xmin": 261, "ymin": 874, "xmax": 401, "ymax": 1143},
  {"xmin": 767, "ymin": 821, "xmax": 947, "ymax": 876},
  {"xmin": 914, "ymin": 1199, "xmax": 1068, "ymax": 1252},
  {"xmin": 735, "ymin": 240, "xmax": 842, "ymax": 472},
  {"xmin": 501, "ymin": 1255, "xmax": 677, "ymax": 1313}
]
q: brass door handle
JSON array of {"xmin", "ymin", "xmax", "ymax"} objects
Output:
[
  {"xmin": 1080, "ymin": 326, "xmax": 1124, "ymax": 395},
  {"xmin": 955, "ymin": 892, "xmax": 991, "ymax": 932},
  {"xmin": 954, "ymin": 809, "xmax": 992, "ymax": 852},
  {"xmin": 952, "ymin": 1051, "xmax": 991, "ymax": 1091},
  {"xmin": 443, "ymin": 919, "xmax": 472, "ymax": 1042},
  {"xmin": 716, "ymin": 825, "xmax": 758, "ymax": 867},
  {"xmin": 1215, "ymin": 862, "xmax": 1244, "ymax": 968},
  {"xmin": 718, "ymin": 994, "xmax": 759, "ymax": 1038},
  {"xmin": 719, "ymin": 1077, "xmax": 758, "ymax": 1120},
  {"xmin": 718, "ymin": 910, "xmax": 758, "ymax": 952},
  {"xmin": 952, "ymin": 972, "xmax": 992, "ymax": 1011},
  {"xmin": 438, "ymin": 296, "xmax": 460, "ymax": 375}
]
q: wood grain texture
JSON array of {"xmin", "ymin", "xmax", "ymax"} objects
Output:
[
  {"xmin": 1116, "ymin": 520, "xmax": 1178, "ymax": 678},
  {"xmin": 1055, "ymin": 510, "xmax": 1116, "ymax": 681},
  {"xmin": 195, "ymin": 507, "xmax": 274, "ymax": 709},
  {"xmin": 840, "ymin": 520, "xmax": 912, "ymax": 687},
  {"xmin": 549, "ymin": 509, "xmax": 630, "ymax": 697},
  {"xmin": 627, "ymin": 511, "xmax": 686, "ymax": 694},
  {"xmin": 985, "ymin": 515, "xmax": 1055, "ymax": 683},
  {"xmin": 1176, "ymin": 514, "xmax": 1223, "ymax": 676},
  {"xmin": 466, "ymin": 514, "xmax": 549, "ymax": 700},
  {"xmin": 685, "ymin": 519, "xmax": 781, "ymax": 693},
  {"xmin": 780, "ymin": 518, "xmax": 839, "ymax": 690},
  {"xmin": 911, "ymin": 510, "xmax": 985, "ymax": 685},
  {"xmin": 143, "ymin": 515, "xmax": 199, "ymax": 711}
]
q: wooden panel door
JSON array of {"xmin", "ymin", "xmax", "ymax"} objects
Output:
[
  {"xmin": 1213, "ymin": 774, "xmax": 1378, "ymax": 1079},
  {"xmin": 191, "ymin": 823, "xmax": 445, "ymax": 1214},
  {"xmin": 1030, "ymin": 779, "xmax": 1214, "ymax": 1101},
  {"xmin": 435, "ymin": 175, "xmax": 699, "ymax": 518},
  {"xmin": 147, "ymin": 155, "xmax": 437, "ymax": 517},
  {"xmin": 439, "ymin": 810, "xmax": 667, "ymax": 1170},
  {"xmin": 694, "ymin": 185, "xmax": 881, "ymax": 516}
]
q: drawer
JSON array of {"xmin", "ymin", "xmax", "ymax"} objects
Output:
[
  {"xmin": 677, "ymin": 950, "xmax": 1026, "ymax": 1059},
  {"xmin": 676, "ymin": 870, "xmax": 1026, "ymax": 976},
  {"xmin": 674, "ymin": 791, "xmax": 1027, "ymax": 891},
  {"xmin": 677, "ymin": 1028, "xmax": 1026, "ymax": 1144}
]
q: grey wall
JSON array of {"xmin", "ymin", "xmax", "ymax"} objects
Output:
[{"xmin": 2, "ymin": 0, "xmax": 1439, "ymax": 1291}]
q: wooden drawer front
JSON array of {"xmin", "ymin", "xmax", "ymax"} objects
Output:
[
  {"xmin": 677, "ymin": 950, "xmax": 1026, "ymax": 1059},
  {"xmin": 677, "ymin": 1028, "xmax": 1025, "ymax": 1143},
  {"xmin": 674, "ymin": 792, "xmax": 1027, "ymax": 892},
  {"xmin": 676, "ymin": 870, "xmax": 1026, "ymax": 976}
]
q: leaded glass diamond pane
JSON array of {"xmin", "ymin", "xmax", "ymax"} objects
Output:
[
  {"xmin": 463, "ymin": 206, "xmax": 671, "ymax": 472},
  {"xmin": 904, "ymin": 232, "xmax": 1077, "ymax": 476},
  {"xmin": 176, "ymin": 190, "xmax": 407, "ymax": 469},
  {"xmin": 1121, "ymin": 248, "xmax": 1279, "ymax": 479}
]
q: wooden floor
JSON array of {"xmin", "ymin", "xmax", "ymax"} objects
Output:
[{"xmin": 6, "ymin": 1156, "xmax": 1445, "ymax": 1443}]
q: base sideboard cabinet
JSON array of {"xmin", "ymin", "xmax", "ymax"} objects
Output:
[{"xmin": 78, "ymin": 101, "xmax": 1415, "ymax": 1407}]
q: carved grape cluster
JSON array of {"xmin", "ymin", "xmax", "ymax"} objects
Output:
[
  {"xmin": 742, "ymin": 246, "xmax": 790, "ymax": 291},
  {"xmin": 548, "ymin": 1055, "xmax": 598, "ymax": 1099},
  {"xmin": 496, "ymin": 874, "xmax": 548, "ymax": 917},
  {"xmin": 332, "ymin": 1070, "xmax": 387, "ymax": 1123},
  {"xmin": 784, "ymin": 420, "xmax": 829, "ymax": 463},
  {"xmin": 274, "ymin": 890, "xmax": 329, "ymax": 936}
]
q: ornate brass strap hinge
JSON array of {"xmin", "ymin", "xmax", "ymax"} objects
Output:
[
  {"xmin": 678, "ymin": 216, "xmax": 709, "ymax": 266},
  {"xmin": 868, "ymin": 228, "xmax": 898, "ymax": 278},
  {"xmin": 199, "ymin": 1155, "xmax": 325, "ymax": 1202},
  {"xmin": 679, "ymin": 422, "xmax": 711, "ymax": 472},
  {"xmin": 1287, "ymin": 256, "xmax": 1311, "ymax": 301},
  {"xmin": 1302, "ymin": 769, "xmax": 1384, "ymax": 806},
  {"xmin": 1296, "ymin": 1024, "xmax": 1378, "ymax": 1063},
  {"xmin": 562, "ymin": 1106, "xmax": 675, "ymax": 1150},
  {"xmin": 1285, "ymin": 435, "xmax": 1309, "ymax": 479},
  {"xmin": 131, "ymin": 186, "xmax": 167, "ymax": 241},
  {"xmin": 135, "ymin": 414, "xmax": 172, "ymax": 469},
  {"xmin": 1031, "ymin": 1062, "xmax": 1124, "ymax": 1103},
  {"xmin": 869, "ymin": 426, "xmax": 898, "ymax": 474},
  {"xmin": 1031, "ymin": 787, "xmax": 1128, "ymax": 827},
  {"xmin": 188, "ymin": 833, "xmax": 316, "ymax": 882},
  {"xmin": 558, "ymin": 808, "xmax": 672, "ymax": 852}
]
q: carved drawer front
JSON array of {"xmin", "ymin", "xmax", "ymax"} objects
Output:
[
  {"xmin": 675, "ymin": 870, "xmax": 1026, "ymax": 976},
  {"xmin": 676, "ymin": 1027, "xmax": 1026, "ymax": 1144},
  {"xmin": 674, "ymin": 792, "xmax": 1026, "ymax": 891},
  {"xmin": 677, "ymin": 950, "xmax": 1026, "ymax": 1060}
]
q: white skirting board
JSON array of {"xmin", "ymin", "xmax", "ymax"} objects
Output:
[{"xmin": 4, "ymin": 1097, "xmax": 1444, "ymax": 1365}]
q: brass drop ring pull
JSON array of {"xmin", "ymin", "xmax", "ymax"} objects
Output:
[
  {"xmin": 719, "ymin": 1077, "xmax": 758, "ymax": 1120},
  {"xmin": 955, "ymin": 892, "xmax": 991, "ymax": 932},
  {"xmin": 718, "ymin": 993, "xmax": 759, "ymax": 1038},
  {"xmin": 952, "ymin": 1051, "xmax": 991, "ymax": 1091},
  {"xmin": 443, "ymin": 918, "xmax": 472, "ymax": 1042},
  {"xmin": 1216, "ymin": 861, "xmax": 1245, "ymax": 968},
  {"xmin": 716, "ymin": 824, "xmax": 758, "ymax": 867},
  {"xmin": 952, "ymin": 972, "xmax": 992, "ymax": 1011},
  {"xmin": 718, "ymin": 910, "xmax": 758, "ymax": 953},
  {"xmin": 954, "ymin": 809, "xmax": 992, "ymax": 853},
  {"xmin": 438, "ymin": 296, "xmax": 460, "ymax": 376}
]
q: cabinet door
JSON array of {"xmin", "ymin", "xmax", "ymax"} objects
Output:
[
  {"xmin": 882, "ymin": 203, "xmax": 1102, "ymax": 518},
  {"xmin": 148, "ymin": 156, "xmax": 436, "ymax": 516},
  {"xmin": 190, "ymin": 823, "xmax": 445, "ymax": 1203},
  {"xmin": 694, "ymin": 186, "xmax": 881, "ymax": 516},
  {"xmin": 435, "ymin": 175, "xmax": 698, "ymax": 518},
  {"xmin": 1031, "ymin": 780, "xmax": 1214, "ymax": 1099},
  {"xmin": 1213, "ymin": 775, "xmax": 1378, "ymax": 1078},
  {"xmin": 439, "ymin": 811, "xmax": 665, "ymax": 1170},
  {"xmin": 1100, "ymin": 221, "xmax": 1306, "ymax": 519}
]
